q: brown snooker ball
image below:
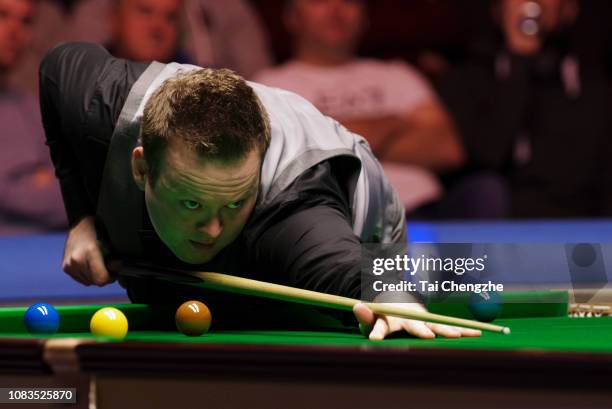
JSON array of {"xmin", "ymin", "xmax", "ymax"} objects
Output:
[{"xmin": 175, "ymin": 301, "xmax": 212, "ymax": 336}]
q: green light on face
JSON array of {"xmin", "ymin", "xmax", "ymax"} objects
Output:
[
  {"xmin": 227, "ymin": 200, "xmax": 245, "ymax": 210},
  {"xmin": 182, "ymin": 200, "xmax": 201, "ymax": 210}
]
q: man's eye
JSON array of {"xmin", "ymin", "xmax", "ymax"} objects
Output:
[
  {"xmin": 182, "ymin": 200, "xmax": 201, "ymax": 210},
  {"xmin": 227, "ymin": 200, "xmax": 245, "ymax": 210}
]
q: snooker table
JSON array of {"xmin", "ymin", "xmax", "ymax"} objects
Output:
[{"xmin": 1, "ymin": 301, "xmax": 612, "ymax": 409}]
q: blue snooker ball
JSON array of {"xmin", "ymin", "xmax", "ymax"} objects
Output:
[
  {"xmin": 468, "ymin": 291, "xmax": 502, "ymax": 322},
  {"xmin": 24, "ymin": 303, "xmax": 60, "ymax": 334}
]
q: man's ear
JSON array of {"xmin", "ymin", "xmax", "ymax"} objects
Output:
[{"xmin": 131, "ymin": 146, "xmax": 147, "ymax": 191}]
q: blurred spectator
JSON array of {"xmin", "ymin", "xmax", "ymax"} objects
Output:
[
  {"xmin": 441, "ymin": 0, "xmax": 612, "ymax": 217},
  {"xmin": 6, "ymin": 0, "xmax": 67, "ymax": 95},
  {"xmin": 77, "ymin": 0, "xmax": 187, "ymax": 63},
  {"xmin": 181, "ymin": 0, "xmax": 272, "ymax": 78},
  {"xmin": 255, "ymin": 0, "xmax": 464, "ymax": 211},
  {"xmin": 108, "ymin": 0, "xmax": 184, "ymax": 62},
  {"xmin": 0, "ymin": 0, "xmax": 66, "ymax": 233},
  {"xmin": 70, "ymin": 0, "xmax": 272, "ymax": 76}
]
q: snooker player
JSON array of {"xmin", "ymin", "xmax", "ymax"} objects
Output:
[{"xmin": 39, "ymin": 42, "xmax": 480, "ymax": 340}]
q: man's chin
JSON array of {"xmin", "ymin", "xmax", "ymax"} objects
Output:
[{"xmin": 174, "ymin": 247, "xmax": 218, "ymax": 265}]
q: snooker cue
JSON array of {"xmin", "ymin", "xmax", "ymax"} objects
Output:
[
  {"xmin": 120, "ymin": 266, "xmax": 509, "ymax": 334},
  {"xmin": 189, "ymin": 272, "xmax": 510, "ymax": 334}
]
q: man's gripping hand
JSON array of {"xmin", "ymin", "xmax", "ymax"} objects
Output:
[
  {"xmin": 62, "ymin": 216, "xmax": 120, "ymax": 286},
  {"xmin": 353, "ymin": 302, "xmax": 482, "ymax": 340}
]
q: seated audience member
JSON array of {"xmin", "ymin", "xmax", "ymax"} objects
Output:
[
  {"xmin": 106, "ymin": 0, "xmax": 187, "ymax": 63},
  {"xmin": 69, "ymin": 0, "xmax": 272, "ymax": 77},
  {"xmin": 441, "ymin": 0, "xmax": 612, "ymax": 217},
  {"xmin": 0, "ymin": 0, "xmax": 66, "ymax": 233},
  {"xmin": 6, "ymin": 0, "xmax": 67, "ymax": 95},
  {"xmin": 63, "ymin": 0, "xmax": 187, "ymax": 63},
  {"xmin": 181, "ymin": 0, "xmax": 272, "ymax": 78},
  {"xmin": 254, "ymin": 0, "xmax": 465, "ymax": 212}
]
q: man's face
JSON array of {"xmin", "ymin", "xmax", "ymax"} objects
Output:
[
  {"xmin": 0, "ymin": 0, "xmax": 33, "ymax": 71},
  {"xmin": 500, "ymin": 0, "xmax": 575, "ymax": 36},
  {"xmin": 497, "ymin": 0, "xmax": 577, "ymax": 55},
  {"xmin": 287, "ymin": 0, "xmax": 366, "ymax": 55},
  {"xmin": 139, "ymin": 142, "xmax": 261, "ymax": 265},
  {"xmin": 111, "ymin": 0, "xmax": 181, "ymax": 62}
]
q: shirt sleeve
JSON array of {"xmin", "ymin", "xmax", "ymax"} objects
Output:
[
  {"xmin": 39, "ymin": 43, "xmax": 99, "ymax": 225},
  {"xmin": 38, "ymin": 42, "xmax": 148, "ymax": 226}
]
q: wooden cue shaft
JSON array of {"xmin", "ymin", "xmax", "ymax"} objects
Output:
[{"xmin": 186, "ymin": 271, "xmax": 511, "ymax": 334}]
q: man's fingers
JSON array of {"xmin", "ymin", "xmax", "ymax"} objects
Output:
[
  {"xmin": 425, "ymin": 323, "xmax": 461, "ymax": 338},
  {"xmin": 65, "ymin": 268, "xmax": 91, "ymax": 286},
  {"xmin": 353, "ymin": 302, "xmax": 483, "ymax": 341},
  {"xmin": 457, "ymin": 327, "xmax": 482, "ymax": 337},
  {"xmin": 426, "ymin": 323, "xmax": 482, "ymax": 337},
  {"xmin": 86, "ymin": 249, "xmax": 113, "ymax": 286},
  {"xmin": 425, "ymin": 323, "xmax": 482, "ymax": 338},
  {"xmin": 369, "ymin": 318, "xmax": 389, "ymax": 341},
  {"xmin": 402, "ymin": 320, "xmax": 436, "ymax": 339},
  {"xmin": 353, "ymin": 303, "xmax": 376, "ymax": 335},
  {"xmin": 63, "ymin": 259, "xmax": 92, "ymax": 286},
  {"xmin": 353, "ymin": 303, "xmax": 376, "ymax": 324}
]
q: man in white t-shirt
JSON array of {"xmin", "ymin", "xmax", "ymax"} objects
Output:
[{"xmin": 255, "ymin": 0, "xmax": 465, "ymax": 211}]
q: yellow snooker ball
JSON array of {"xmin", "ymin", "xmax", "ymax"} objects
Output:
[{"xmin": 90, "ymin": 307, "xmax": 128, "ymax": 339}]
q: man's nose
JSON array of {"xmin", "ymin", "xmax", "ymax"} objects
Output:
[{"xmin": 197, "ymin": 217, "xmax": 222, "ymax": 239}]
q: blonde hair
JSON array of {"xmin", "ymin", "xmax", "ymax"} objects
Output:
[{"xmin": 141, "ymin": 68, "xmax": 271, "ymax": 183}]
